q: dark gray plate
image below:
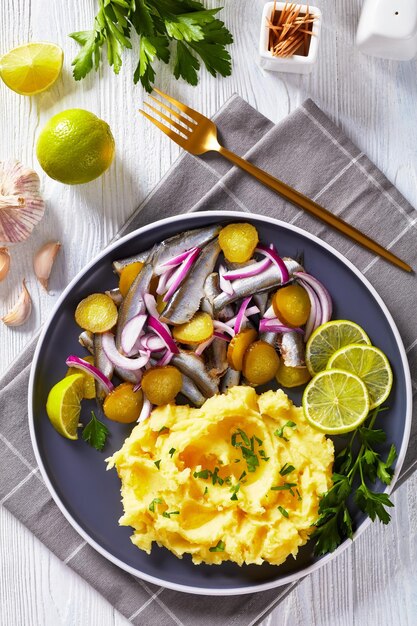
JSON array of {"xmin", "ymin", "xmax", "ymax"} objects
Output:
[{"xmin": 28, "ymin": 211, "xmax": 412, "ymax": 595}]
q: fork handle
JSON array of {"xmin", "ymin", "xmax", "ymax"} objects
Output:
[{"xmin": 218, "ymin": 146, "xmax": 412, "ymax": 273}]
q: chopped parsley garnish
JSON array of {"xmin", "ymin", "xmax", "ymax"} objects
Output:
[
  {"xmin": 82, "ymin": 411, "xmax": 109, "ymax": 451},
  {"xmin": 279, "ymin": 463, "xmax": 296, "ymax": 476},
  {"xmin": 169, "ymin": 448, "xmax": 176, "ymax": 458},
  {"xmin": 259, "ymin": 450, "xmax": 270, "ymax": 461},
  {"xmin": 277, "ymin": 506, "xmax": 289, "ymax": 518},
  {"xmin": 238, "ymin": 471, "xmax": 247, "ymax": 482},
  {"xmin": 203, "ymin": 487, "xmax": 208, "ymax": 496},
  {"xmin": 274, "ymin": 421, "xmax": 297, "ymax": 442},
  {"xmin": 212, "ymin": 467, "xmax": 224, "ymax": 486},
  {"xmin": 157, "ymin": 426, "xmax": 169, "ymax": 434},
  {"xmin": 271, "ymin": 482, "xmax": 297, "ymax": 496},
  {"xmin": 148, "ymin": 497, "xmax": 164, "ymax": 512},
  {"xmin": 154, "ymin": 459, "xmax": 161, "ymax": 470},
  {"xmin": 230, "ymin": 483, "xmax": 240, "ymax": 501},
  {"xmin": 231, "ymin": 429, "xmax": 268, "ymax": 473},
  {"xmin": 234, "ymin": 459, "xmax": 241, "ymax": 463},
  {"xmin": 194, "ymin": 469, "xmax": 210, "ymax": 479},
  {"xmin": 296, "ymin": 489, "xmax": 302, "ymax": 501},
  {"xmin": 209, "ymin": 540, "xmax": 225, "ymax": 552},
  {"xmin": 162, "ymin": 510, "xmax": 180, "ymax": 519}
]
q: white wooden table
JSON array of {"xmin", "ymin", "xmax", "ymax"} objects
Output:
[{"xmin": 1, "ymin": 1, "xmax": 416, "ymax": 624}]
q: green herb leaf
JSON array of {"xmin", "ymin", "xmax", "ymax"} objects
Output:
[
  {"xmin": 162, "ymin": 510, "xmax": 180, "ymax": 518},
  {"xmin": 70, "ymin": 0, "xmax": 233, "ymax": 90},
  {"xmin": 82, "ymin": 411, "xmax": 109, "ymax": 451},
  {"xmin": 277, "ymin": 506, "xmax": 289, "ymax": 518},
  {"xmin": 377, "ymin": 444, "xmax": 397, "ymax": 485},
  {"xmin": 154, "ymin": 459, "xmax": 161, "ymax": 470},
  {"xmin": 149, "ymin": 497, "xmax": 164, "ymax": 512},
  {"xmin": 209, "ymin": 540, "xmax": 225, "ymax": 552},
  {"xmin": 169, "ymin": 448, "xmax": 176, "ymax": 457},
  {"xmin": 279, "ymin": 463, "xmax": 295, "ymax": 476},
  {"xmin": 354, "ymin": 484, "xmax": 394, "ymax": 524},
  {"xmin": 275, "ymin": 421, "xmax": 297, "ymax": 442},
  {"xmin": 193, "ymin": 469, "xmax": 210, "ymax": 479}
]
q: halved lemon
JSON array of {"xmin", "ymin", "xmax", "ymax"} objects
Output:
[
  {"xmin": 303, "ymin": 368, "xmax": 370, "ymax": 434},
  {"xmin": 0, "ymin": 42, "xmax": 63, "ymax": 95},
  {"xmin": 46, "ymin": 373, "xmax": 84, "ymax": 439},
  {"xmin": 327, "ymin": 344, "xmax": 393, "ymax": 409},
  {"xmin": 306, "ymin": 320, "xmax": 371, "ymax": 376}
]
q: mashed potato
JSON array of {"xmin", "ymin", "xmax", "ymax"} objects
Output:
[{"xmin": 107, "ymin": 386, "xmax": 334, "ymax": 566}]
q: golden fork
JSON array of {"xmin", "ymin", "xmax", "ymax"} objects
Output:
[{"xmin": 140, "ymin": 88, "xmax": 412, "ymax": 273}]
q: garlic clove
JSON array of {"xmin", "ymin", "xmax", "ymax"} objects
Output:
[
  {"xmin": 0, "ymin": 160, "xmax": 45, "ymax": 243},
  {"xmin": 0, "ymin": 247, "xmax": 10, "ymax": 281},
  {"xmin": 2, "ymin": 279, "xmax": 32, "ymax": 326},
  {"xmin": 34, "ymin": 241, "xmax": 61, "ymax": 291}
]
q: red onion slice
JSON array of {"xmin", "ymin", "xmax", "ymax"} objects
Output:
[
  {"xmin": 259, "ymin": 318, "xmax": 304, "ymax": 334},
  {"xmin": 156, "ymin": 267, "xmax": 175, "ymax": 295},
  {"xmin": 155, "ymin": 247, "xmax": 199, "ymax": 274},
  {"xmin": 255, "ymin": 244, "xmax": 290, "ymax": 284},
  {"xmin": 144, "ymin": 293, "xmax": 160, "ymax": 319},
  {"xmin": 195, "ymin": 337, "xmax": 214, "ymax": 356},
  {"xmin": 140, "ymin": 333, "xmax": 166, "ymax": 352},
  {"xmin": 213, "ymin": 331, "xmax": 231, "ymax": 342},
  {"xmin": 156, "ymin": 350, "xmax": 174, "ymax": 366},
  {"xmin": 138, "ymin": 396, "xmax": 152, "ymax": 422},
  {"xmin": 299, "ymin": 280, "xmax": 322, "ymax": 341},
  {"xmin": 219, "ymin": 264, "xmax": 234, "ymax": 295},
  {"xmin": 223, "ymin": 258, "xmax": 271, "ymax": 280},
  {"xmin": 65, "ymin": 355, "xmax": 114, "ymax": 394},
  {"xmin": 147, "ymin": 315, "xmax": 179, "ymax": 354},
  {"xmin": 226, "ymin": 305, "xmax": 260, "ymax": 327},
  {"xmin": 213, "ymin": 320, "xmax": 235, "ymax": 337},
  {"xmin": 294, "ymin": 272, "xmax": 332, "ymax": 325},
  {"xmin": 234, "ymin": 297, "xmax": 252, "ymax": 334},
  {"xmin": 163, "ymin": 247, "xmax": 200, "ymax": 302},
  {"xmin": 102, "ymin": 333, "xmax": 151, "ymax": 370},
  {"xmin": 121, "ymin": 314, "xmax": 147, "ymax": 355},
  {"xmin": 264, "ymin": 305, "xmax": 275, "ymax": 319}
]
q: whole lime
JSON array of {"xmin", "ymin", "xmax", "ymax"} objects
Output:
[{"xmin": 36, "ymin": 109, "xmax": 115, "ymax": 184}]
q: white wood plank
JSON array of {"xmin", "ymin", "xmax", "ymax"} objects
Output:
[{"xmin": 0, "ymin": 0, "xmax": 416, "ymax": 624}]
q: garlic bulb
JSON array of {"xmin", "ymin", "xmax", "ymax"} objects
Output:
[
  {"xmin": 0, "ymin": 247, "xmax": 10, "ymax": 281},
  {"xmin": 34, "ymin": 241, "xmax": 61, "ymax": 291},
  {"xmin": 2, "ymin": 279, "xmax": 32, "ymax": 326},
  {"xmin": 0, "ymin": 160, "xmax": 45, "ymax": 243}
]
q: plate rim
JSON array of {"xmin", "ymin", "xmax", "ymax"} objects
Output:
[{"xmin": 28, "ymin": 210, "xmax": 413, "ymax": 596}]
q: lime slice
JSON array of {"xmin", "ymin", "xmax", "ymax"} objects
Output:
[
  {"xmin": 0, "ymin": 42, "xmax": 63, "ymax": 95},
  {"xmin": 46, "ymin": 373, "xmax": 84, "ymax": 439},
  {"xmin": 306, "ymin": 320, "xmax": 371, "ymax": 376},
  {"xmin": 327, "ymin": 344, "xmax": 393, "ymax": 410},
  {"xmin": 303, "ymin": 369, "xmax": 370, "ymax": 434}
]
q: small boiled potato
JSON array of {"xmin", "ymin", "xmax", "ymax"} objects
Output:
[
  {"xmin": 218, "ymin": 223, "xmax": 259, "ymax": 263},
  {"xmin": 118, "ymin": 261, "xmax": 144, "ymax": 298},
  {"xmin": 172, "ymin": 312, "xmax": 214, "ymax": 344},
  {"xmin": 272, "ymin": 284, "xmax": 311, "ymax": 327},
  {"xmin": 66, "ymin": 355, "xmax": 96, "ymax": 399},
  {"xmin": 141, "ymin": 366, "xmax": 183, "ymax": 406},
  {"xmin": 103, "ymin": 382, "xmax": 143, "ymax": 423},
  {"xmin": 276, "ymin": 362, "xmax": 311, "ymax": 388},
  {"xmin": 243, "ymin": 340, "xmax": 280, "ymax": 385},
  {"xmin": 75, "ymin": 293, "xmax": 118, "ymax": 333},
  {"xmin": 227, "ymin": 328, "xmax": 257, "ymax": 371}
]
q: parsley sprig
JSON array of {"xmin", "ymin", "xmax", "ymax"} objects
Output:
[
  {"xmin": 70, "ymin": 0, "xmax": 233, "ymax": 92},
  {"xmin": 82, "ymin": 411, "xmax": 109, "ymax": 451},
  {"xmin": 312, "ymin": 407, "xmax": 396, "ymax": 556}
]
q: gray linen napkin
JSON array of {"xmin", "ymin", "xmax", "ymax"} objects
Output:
[{"xmin": 1, "ymin": 95, "xmax": 416, "ymax": 626}]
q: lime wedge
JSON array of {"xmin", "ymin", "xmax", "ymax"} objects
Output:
[
  {"xmin": 46, "ymin": 373, "xmax": 84, "ymax": 440},
  {"xmin": 327, "ymin": 344, "xmax": 393, "ymax": 409},
  {"xmin": 0, "ymin": 42, "xmax": 63, "ymax": 95},
  {"xmin": 306, "ymin": 320, "xmax": 371, "ymax": 376},
  {"xmin": 303, "ymin": 369, "xmax": 370, "ymax": 434}
]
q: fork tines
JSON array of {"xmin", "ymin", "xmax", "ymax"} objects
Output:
[{"xmin": 139, "ymin": 88, "xmax": 198, "ymax": 145}]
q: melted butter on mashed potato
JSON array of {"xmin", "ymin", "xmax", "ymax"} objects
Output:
[{"xmin": 107, "ymin": 386, "xmax": 334, "ymax": 566}]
